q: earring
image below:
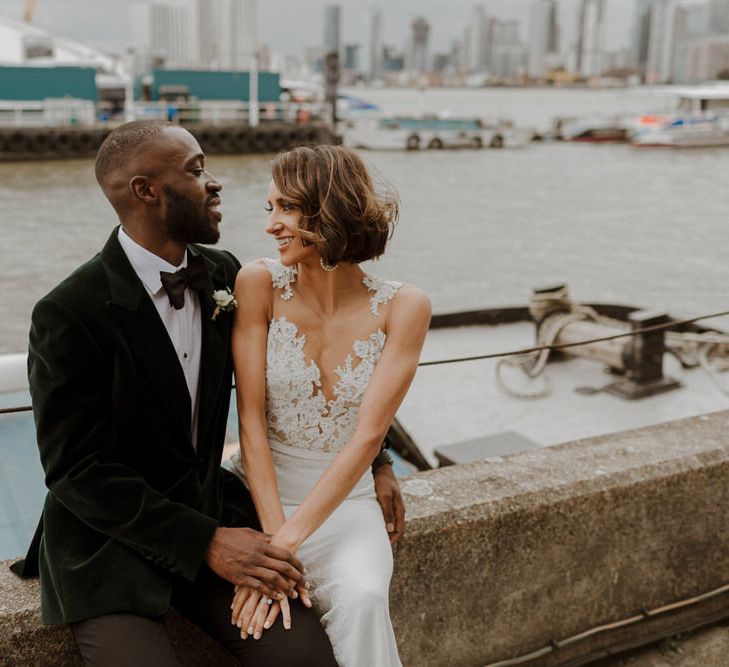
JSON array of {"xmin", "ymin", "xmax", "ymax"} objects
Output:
[{"xmin": 320, "ymin": 257, "xmax": 338, "ymax": 272}]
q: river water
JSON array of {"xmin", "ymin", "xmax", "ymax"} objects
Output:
[{"xmin": 2, "ymin": 87, "xmax": 729, "ymax": 353}]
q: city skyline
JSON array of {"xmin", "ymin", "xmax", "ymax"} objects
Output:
[{"xmin": 0, "ymin": 0, "xmax": 635, "ymax": 62}]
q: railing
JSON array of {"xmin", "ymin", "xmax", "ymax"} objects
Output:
[
  {"xmin": 0, "ymin": 99, "xmax": 323, "ymax": 128},
  {"xmin": 0, "ymin": 99, "xmax": 97, "ymax": 128}
]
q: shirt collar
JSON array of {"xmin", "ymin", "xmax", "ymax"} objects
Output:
[{"xmin": 118, "ymin": 227, "xmax": 188, "ymax": 296}]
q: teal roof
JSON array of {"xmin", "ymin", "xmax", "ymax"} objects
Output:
[
  {"xmin": 0, "ymin": 66, "xmax": 98, "ymax": 101},
  {"xmin": 149, "ymin": 69, "xmax": 280, "ymax": 102}
]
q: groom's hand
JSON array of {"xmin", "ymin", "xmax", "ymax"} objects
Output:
[
  {"xmin": 373, "ymin": 464, "xmax": 405, "ymax": 545},
  {"xmin": 204, "ymin": 527, "xmax": 304, "ymax": 599}
]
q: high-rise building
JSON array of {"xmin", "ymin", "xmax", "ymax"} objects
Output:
[
  {"xmin": 631, "ymin": 0, "xmax": 660, "ymax": 71},
  {"xmin": 344, "ymin": 44, "xmax": 360, "ymax": 71},
  {"xmin": 491, "ymin": 20, "xmax": 526, "ymax": 81},
  {"xmin": 131, "ymin": 2, "xmax": 195, "ymax": 69},
  {"xmin": 527, "ymin": 0, "xmax": 558, "ymax": 79},
  {"xmin": 467, "ymin": 5, "xmax": 489, "ymax": 73},
  {"xmin": 324, "ymin": 4, "xmax": 341, "ymax": 56},
  {"xmin": 369, "ymin": 10, "xmax": 383, "ymax": 80},
  {"xmin": 576, "ymin": 0, "xmax": 606, "ymax": 77},
  {"xmin": 710, "ymin": 0, "xmax": 729, "ymax": 32},
  {"xmin": 194, "ymin": 0, "xmax": 218, "ymax": 68},
  {"xmin": 645, "ymin": 0, "xmax": 681, "ymax": 83},
  {"xmin": 219, "ymin": 0, "xmax": 257, "ymax": 71},
  {"xmin": 684, "ymin": 33, "xmax": 729, "ymax": 81},
  {"xmin": 407, "ymin": 17, "xmax": 430, "ymax": 74}
]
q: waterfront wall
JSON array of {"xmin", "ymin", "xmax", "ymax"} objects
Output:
[
  {"xmin": 0, "ymin": 122, "xmax": 335, "ymax": 162},
  {"xmin": 3, "ymin": 410, "xmax": 729, "ymax": 665}
]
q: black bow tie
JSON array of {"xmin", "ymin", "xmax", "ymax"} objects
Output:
[{"xmin": 160, "ymin": 255, "xmax": 213, "ymax": 310}]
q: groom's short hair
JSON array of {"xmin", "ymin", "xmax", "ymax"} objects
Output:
[
  {"xmin": 95, "ymin": 120, "xmax": 171, "ymax": 185},
  {"xmin": 271, "ymin": 145, "xmax": 399, "ymax": 267}
]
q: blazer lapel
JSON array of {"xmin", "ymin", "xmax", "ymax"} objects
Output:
[
  {"xmin": 192, "ymin": 248, "xmax": 233, "ymax": 458},
  {"xmin": 101, "ymin": 229, "xmax": 192, "ymax": 443}
]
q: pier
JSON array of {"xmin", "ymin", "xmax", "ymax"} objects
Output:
[{"xmin": 0, "ymin": 122, "xmax": 336, "ymax": 162}]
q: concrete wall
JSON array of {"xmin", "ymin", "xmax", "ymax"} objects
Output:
[{"xmin": 3, "ymin": 410, "xmax": 729, "ymax": 666}]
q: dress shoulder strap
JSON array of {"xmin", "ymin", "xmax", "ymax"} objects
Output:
[
  {"xmin": 363, "ymin": 275, "xmax": 402, "ymax": 316},
  {"xmin": 263, "ymin": 258, "xmax": 297, "ymax": 301}
]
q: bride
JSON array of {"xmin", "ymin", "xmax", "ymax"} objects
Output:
[{"xmin": 227, "ymin": 145, "xmax": 430, "ymax": 666}]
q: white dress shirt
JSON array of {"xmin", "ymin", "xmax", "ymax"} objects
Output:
[{"xmin": 118, "ymin": 227, "xmax": 201, "ymax": 450}]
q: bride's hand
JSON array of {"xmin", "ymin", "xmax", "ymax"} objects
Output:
[
  {"xmin": 231, "ymin": 585, "xmax": 292, "ymax": 638},
  {"xmin": 267, "ymin": 531, "xmax": 312, "ymax": 610}
]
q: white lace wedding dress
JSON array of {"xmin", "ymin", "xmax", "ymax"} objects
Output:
[{"xmin": 228, "ymin": 258, "xmax": 403, "ymax": 667}]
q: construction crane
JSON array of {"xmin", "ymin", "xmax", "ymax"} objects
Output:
[{"xmin": 23, "ymin": 0, "xmax": 37, "ymax": 23}]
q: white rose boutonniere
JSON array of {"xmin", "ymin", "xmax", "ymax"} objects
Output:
[{"xmin": 212, "ymin": 288, "xmax": 238, "ymax": 321}]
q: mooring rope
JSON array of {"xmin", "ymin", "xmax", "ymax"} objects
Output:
[{"xmin": 4, "ymin": 308, "xmax": 729, "ymax": 416}]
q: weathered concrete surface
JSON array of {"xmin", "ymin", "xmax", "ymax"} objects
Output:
[
  {"xmin": 3, "ymin": 409, "xmax": 729, "ymax": 666},
  {"xmin": 598, "ymin": 620, "xmax": 729, "ymax": 666},
  {"xmin": 389, "ymin": 409, "xmax": 729, "ymax": 666}
]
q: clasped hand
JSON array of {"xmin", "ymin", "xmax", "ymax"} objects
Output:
[
  {"xmin": 228, "ymin": 531, "xmax": 312, "ymax": 639},
  {"xmin": 204, "ymin": 526, "xmax": 304, "ymax": 600}
]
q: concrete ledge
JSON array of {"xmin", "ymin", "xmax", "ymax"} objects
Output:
[{"xmin": 4, "ymin": 410, "xmax": 729, "ymax": 665}]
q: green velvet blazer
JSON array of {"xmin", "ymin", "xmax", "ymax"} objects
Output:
[{"xmin": 15, "ymin": 228, "xmax": 250, "ymax": 625}]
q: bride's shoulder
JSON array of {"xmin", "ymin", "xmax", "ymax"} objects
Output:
[
  {"xmin": 236, "ymin": 258, "xmax": 273, "ymax": 285},
  {"xmin": 384, "ymin": 283, "xmax": 431, "ymax": 341},
  {"xmin": 236, "ymin": 258, "xmax": 297, "ymax": 300},
  {"xmin": 392, "ymin": 282, "xmax": 431, "ymax": 315}
]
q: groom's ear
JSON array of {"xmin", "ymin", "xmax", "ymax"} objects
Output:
[{"xmin": 130, "ymin": 175, "xmax": 160, "ymax": 206}]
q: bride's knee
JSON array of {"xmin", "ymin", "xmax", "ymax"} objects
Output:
[{"xmin": 337, "ymin": 582, "xmax": 389, "ymax": 616}]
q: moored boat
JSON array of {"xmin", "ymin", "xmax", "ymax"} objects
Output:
[
  {"xmin": 342, "ymin": 114, "xmax": 533, "ymax": 151},
  {"xmin": 631, "ymin": 85, "xmax": 729, "ymax": 148}
]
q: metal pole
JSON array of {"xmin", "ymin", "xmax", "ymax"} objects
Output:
[
  {"xmin": 124, "ymin": 49, "xmax": 135, "ymax": 123},
  {"xmin": 249, "ymin": 51, "xmax": 259, "ymax": 127},
  {"xmin": 324, "ymin": 51, "xmax": 340, "ymax": 130}
]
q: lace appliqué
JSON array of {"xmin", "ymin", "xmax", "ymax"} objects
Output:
[
  {"xmin": 266, "ymin": 318, "xmax": 386, "ymax": 453},
  {"xmin": 261, "ymin": 258, "xmax": 401, "ymax": 453},
  {"xmin": 263, "ymin": 258, "xmax": 297, "ymax": 300},
  {"xmin": 363, "ymin": 275, "xmax": 402, "ymax": 316}
]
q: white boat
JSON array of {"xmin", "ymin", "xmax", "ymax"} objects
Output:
[
  {"xmin": 631, "ymin": 85, "xmax": 729, "ymax": 148},
  {"xmin": 556, "ymin": 114, "xmax": 634, "ymax": 143},
  {"xmin": 342, "ymin": 114, "xmax": 532, "ymax": 151}
]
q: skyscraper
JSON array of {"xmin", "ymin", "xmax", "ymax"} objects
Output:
[
  {"xmin": 324, "ymin": 4, "xmax": 342, "ymax": 56},
  {"xmin": 369, "ymin": 10, "xmax": 383, "ymax": 80},
  {"xmin": 131, "ymin": 2, "xmax": 195, "ymax": 69},
  {"xmin": 467, "ymin": 5, "xmax": 489, "ymax": 74},
  {"xmin": 218, "ymin": 0, "xmax": 256, "ymax": 71},
  {"xmin": 490, "ymin": 20, "xmax": 526, "ymax": 81},
  {"xmin": 407, "ymin": 16, "xmax": 430, "ymax": 74},
  {"xmin": 576, "ymin": 0, "xmax": 606, "ymax": 77},
  {"xmin": 645, "ymin": 0, "xmax": 681, "ymax": 83},
  {"xmin": 631, "ymin": 0, "xmax": 660, "ymax": 72},
  {"xmin": 527, "ymin": 0, "xmax": 558, "ymax": 79},
  {"xmin": 195, "ymin": 0, "xmax": 217, "ymax": 69},
  {"xmin": 710, "ymin": 0, "xmax": 729, "ymax": 32}
]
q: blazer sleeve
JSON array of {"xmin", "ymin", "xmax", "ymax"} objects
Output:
[{"xmin": 28, "ymin": 296, "xmax": 218, "ymax": 582}]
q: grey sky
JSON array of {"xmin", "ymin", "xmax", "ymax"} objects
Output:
[{"xmin": 0, "ymin": 0, "xmax": 635, "ymax": 58}]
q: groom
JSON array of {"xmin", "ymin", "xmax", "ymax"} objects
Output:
[{"xmin": 14, "ymin": 120, "xmax": 404, "ymax": 665}]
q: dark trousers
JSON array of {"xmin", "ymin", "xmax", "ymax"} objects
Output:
[{"xmin": 71, "ymin": 565, "xmax": 338, "ymax": 667}]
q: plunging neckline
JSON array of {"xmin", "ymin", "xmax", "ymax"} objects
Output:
[{"xmin": 268, "ymin": 315, "xmax": 386, "ymax": 407}]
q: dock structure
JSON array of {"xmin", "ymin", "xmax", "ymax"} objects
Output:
[
  {"xmin": 4, "ymin": 410, "xmax": 729, "ymax": 665},
  {"xmin": 0, "ymin": 122, "xmax": 336, "ymax": 161}
]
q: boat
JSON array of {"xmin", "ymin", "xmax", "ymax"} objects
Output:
[
  {"xmin": 342, "ymin": 114, "xmax": 533, "ymax": 151},
  {"xmin": 5, "ymin": 286, "xmax": 729, "ymax": 559},
  {"xmin": 631, "ymin": 85, "xmax": 729, "ymax": 148},
  {"xmin": 555, "ymin": 114, "xmax": 635, "ymax": 143}
]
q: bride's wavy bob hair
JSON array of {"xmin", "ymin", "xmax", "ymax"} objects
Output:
[{"xmin": 270, "ymin": 145, "xmax": 399, "ymax": 266}]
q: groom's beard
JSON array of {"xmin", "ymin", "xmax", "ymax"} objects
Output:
[{"xmin": 163, "ymin": 185, "xmax": 220, "ymax": 245}]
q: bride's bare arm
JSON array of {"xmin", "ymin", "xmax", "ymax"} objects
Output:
[
  {"xmin": 232, "ymin": 262, "xmax": 287, "ymax": 536},
  {"xmin": 272, "ymin": 285, "xmax": 431, "ymax": 553}
]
